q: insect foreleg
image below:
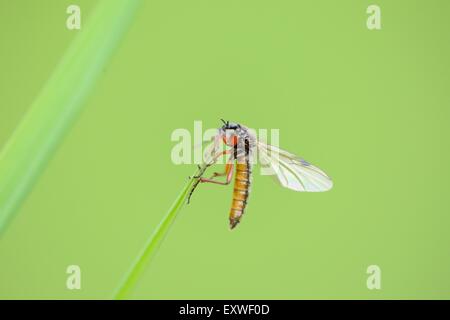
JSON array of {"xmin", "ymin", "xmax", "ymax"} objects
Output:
[
  {"xmin": 209, "ymin": 149, "xmax": 231, "ymax": 165},
  {"xmin": 199, "ymin": 159, "xmax": 234, "ymax": 185},
  {"xmin": 192, "ymin": 149, "xmax": 231, "ymax": 179},
  {"xmin": 187, "ymin": 148, "xmax": 232, "ymax": 204}
]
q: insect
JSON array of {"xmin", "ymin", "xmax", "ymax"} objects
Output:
[{"xmin": 188, "ymin": 120, "xmax": 333, "ymax": 229}]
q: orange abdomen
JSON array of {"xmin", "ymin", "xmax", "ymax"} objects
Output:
[{"xmin": 229, "ymin": 162, "xmax": 251, "ymax": 229}]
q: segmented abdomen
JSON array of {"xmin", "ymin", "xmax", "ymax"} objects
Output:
[{"xmin": 229, "ymin": 162, "xmax": 252, "ymax": 229}]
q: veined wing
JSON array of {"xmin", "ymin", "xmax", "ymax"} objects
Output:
[
  {"xmin": 257, "ymin": 141, "xmax": 333, "ymax": 192},
  {"xmin": 192, "ymin": 133, "xmax": 223, "ymax": 165}
]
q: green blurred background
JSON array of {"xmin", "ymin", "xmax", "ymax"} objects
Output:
[{"xmin": 1, "ymin": 0, "xmax": 449, "ymax": 299}]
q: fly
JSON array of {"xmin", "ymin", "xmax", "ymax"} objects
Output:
[{"xmin": 187, "ymin": 120, "xmax": 333, "ymax": 229}]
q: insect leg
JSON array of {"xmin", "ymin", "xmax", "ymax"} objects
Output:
[
  {"xmin": 208, "ymin": 162, "xmax": 232, "ymax": 178},
  {"xmin": 209, "ymin": 148, "xmax": 231, "ymax": 165},
  {"xmin": 187, "ymin": 150, "xmax": 233, "ymax": 204},
  {"xmin": 187, "ymin": 179, "xmax": 201, "ymax": 204},
  {"xmin": 199, "ymin": 158, "xmax": 234, "ymax": 185},
  {"xmin": 192, "ymin": 149, "xmax": 231, "ymax": 179}
]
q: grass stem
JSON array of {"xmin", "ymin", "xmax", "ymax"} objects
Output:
[{"xmin": 114, "ymin": 169, "xmax": 201, "ymax": 300}]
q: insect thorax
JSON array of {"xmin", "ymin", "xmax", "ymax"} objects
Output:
[{"xmin": 233, "ymin": 126, "xmax": 256, "ymax": 164}]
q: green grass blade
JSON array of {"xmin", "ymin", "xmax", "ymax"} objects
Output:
[
  {"xmin": 0, "ymin": 0, "xmax": 142, "ymax": 234},
  {"xmin": 114, "ymin": 172, "xmax": 200, "ymax": 300}
]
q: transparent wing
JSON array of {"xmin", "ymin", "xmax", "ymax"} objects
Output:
[
  {"xmin": 201, "ymin": 138, "xmax": 217, "ymax": 164},
  {"xmin": 191, "ymin": 133, "xmax": 221, "ymax": 165},
  {"xmin": 257, "ymin": 141, "xmax": 333, "ymax": 192}
]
